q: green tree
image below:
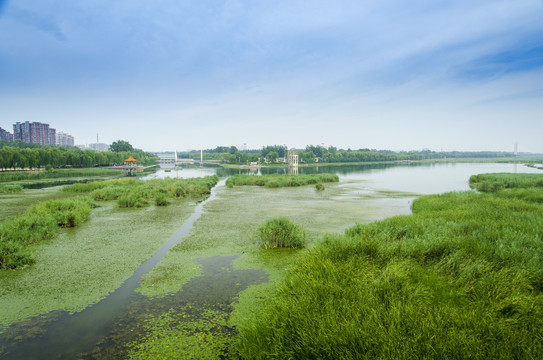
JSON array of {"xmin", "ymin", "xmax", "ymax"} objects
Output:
[
  {"xmin": 109, "ymin": 140, "xmax": 134, "ymax": 152},
  {"xmin": 266, "ymin": 151, "xmax": 279, "ymax": 163},
  {"xmin": 22, "ymin": 148, "xmax": 38, "ymax": 169},
  {"xmin": 301, "ymin": 151, "xmax": 316, "ymax": 163}
]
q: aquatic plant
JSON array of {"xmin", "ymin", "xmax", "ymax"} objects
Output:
[
  {"xmin": 0, "ymin": 168, "xmax": 123, "ymax": 182},
  {"xmin": 236, "ymin": 174, "xmax": 543, "ymax": 359},
  {"xmin": 225, "ymin": 174, "xmax": 339, "ymax": 188},
  {"xmin": 470, "ymin": 173, "xmax": 543, "ymax": 192},
  {"xmin": 315, "ymin": 183, "xmax": 325, "ymax": 191},
  {"xmin": 65, "ymin": 175, "xmax": 219, "ymax": 208},
  {"xmin": 0, "ymin": 184, "xmax": 23, "ymax": 194},
  {"xmin": 117, "ymin": 192, "xmax": 149, "ymax": 208},
  {"xmin": 154, "ymin": 193, "xmax": 169, "ymax": 206},
  {"xmin": 255, "ymin": 217, "xmax": 307, "ymax": 249},
  {"xmin": 0, "ymin": 197, "xmax": 94, "ymax": 269}
]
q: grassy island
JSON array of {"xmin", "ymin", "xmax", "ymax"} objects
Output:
[{"xmin": 225, "ymin": 173, "xmax": 339, "ymax": 188}]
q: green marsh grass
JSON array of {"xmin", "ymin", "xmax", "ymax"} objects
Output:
[
  {"xmin": 64, "ymin": 175, "xmax": 219, "ymax": 208},
  {"xmin": 255, "ymin": 217, "xmax": 306, "ymax": 249},
  {"xmin": 225, "ymin": 173, "xmax": 339, "ymax": 188},
  {"xmin": 235, "ymin": 174, "xmax": 543, "ymax": 359},
  {"xmin": 470, "ymin": 172, "xmax": 543, "ymax": 192},
  {"xmin": 0, "ymin": 185, "xmax": 23, "ymax": 195},
  {"xmin": 0, "ymin": 197, "xmax": 94, "ymax": 269},
  {"xmin": 0, "ymin": 168, "xmax": 123, "ymax": 183}
]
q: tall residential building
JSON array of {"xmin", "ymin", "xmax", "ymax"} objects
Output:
[
  {"xmin": 13, "ymin": 121, "xmax": 55, "ymax": 145},
  {"xmin": 0, "ymin": 127, "xmax": 14, "ymax": 141},
  {"xmin": 49, "ymin": 128, "xmax": 56, "ymax": 146},
  {"xmin": 56, "ymin": 131, "xmax": 75, "ymax": 147},
  {"xmin": 13, "ymin": 121, "xmax": 31, "ymax": 143}
]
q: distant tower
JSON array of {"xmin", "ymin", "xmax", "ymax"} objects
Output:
[
  {"xmin": 200, "ymin": 149, "xmax": 203, "ymax": 167},
  {"xmin": 97, "ymin": 133, "xmax": 99, "ymax": 143},
  {"xmin": 514, "ymin": 142, "xmax": 518, "ymax": 156}
]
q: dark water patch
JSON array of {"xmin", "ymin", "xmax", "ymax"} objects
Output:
[{"xmin": 0, "ymin": 255, "xmax": 267, "ymax": 359}]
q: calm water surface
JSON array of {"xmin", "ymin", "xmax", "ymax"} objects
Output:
[{"xmin": 147, "ymin": 163, "xmax": 541, "ymax": 194}]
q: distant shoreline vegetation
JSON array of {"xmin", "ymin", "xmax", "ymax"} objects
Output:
[{"xmin": 178, "ymin": 144, "xmax": 541, "ymax": 166}]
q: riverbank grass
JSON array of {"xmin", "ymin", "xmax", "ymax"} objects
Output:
[{"xmin": 235, "ymin": 173, "xmax": 543, "ymax": 359}]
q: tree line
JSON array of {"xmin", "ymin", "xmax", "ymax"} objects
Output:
[
  {"xmin": 0, "ymin": 140, "xmax": 158, "ymax": 170},
  {"xmin": 179, "ymin": 144, "xmax": 517, "ymax": 165}
]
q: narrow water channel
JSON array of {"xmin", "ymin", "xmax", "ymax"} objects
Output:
[{"xmin": 0, "ymin": 180, "xmax": 268, "ymax": 359}]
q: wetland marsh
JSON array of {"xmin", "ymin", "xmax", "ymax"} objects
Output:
[{"xmin": 1, "ymin": 163, "xmax": 541, "ymax": 358}]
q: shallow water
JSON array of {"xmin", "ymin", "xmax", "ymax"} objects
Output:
[
  {"xmin": 0, "ymin": 180, "xmax": 262, "ymax": 359},
  {"xmin": 0, "ymin": 254, "xmax": 266, "ymax": 359}
]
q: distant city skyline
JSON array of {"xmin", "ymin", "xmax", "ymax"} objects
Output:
[{"xmin": 1, "ymin": 1, "xmax": 542, "ymax": 153}]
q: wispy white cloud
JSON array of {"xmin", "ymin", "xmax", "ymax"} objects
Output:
[{"xmin": 0, "ymin": 0, "xmax": 542, "ymax": 152}]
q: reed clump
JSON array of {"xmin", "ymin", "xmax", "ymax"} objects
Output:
[
  {"xmin": 0, "ymin": 197, "xmax": 94, "ymax": 269},
  {"xmin": 235, "ymin": 173, "xmax": 543, "ymax": 359},
  {"xmin": 0, "ymin": 184, "xmax": 24, "ymax": 194},
  {"xmin": 225, "ymin": 174, "xmax": 339, "ymax": 188},
  {"xmin": 255, "ymin": 217, "xmax": 307, "ymax": 249},
  {"xmin": 470, "ymin": 172, "xmax": 543, "ymax": 192}
]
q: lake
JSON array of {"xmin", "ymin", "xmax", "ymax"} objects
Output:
[
  {"xmin": 145, "ymin": 162, "xmax": 541, "ymax": 195},
  {"xmin": 1, "ymin": 162, "xmax": 541, "ymax": 359}
]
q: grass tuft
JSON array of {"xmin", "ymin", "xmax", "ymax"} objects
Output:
[
  {"xmin": 255, "ymin": 217, "xmax": 307, "ymax": 249},
  {"xmin": 226, "ymin": 174, "xmax": 339, "ymax": 189}
]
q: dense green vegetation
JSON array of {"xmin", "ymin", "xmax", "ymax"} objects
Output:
[
  {"xmin": 235, "ymin": 174, "xmax": 543, "ymax": 359},
  {"xmin": 0, "ymin": 168, "xmax": 123, "ymax": 183},
  {"xmin": 0, "ymin": 197, "xmax": 94, "ymax": 269},
  {"xmin": 64, "ymin": 176, "xmax": 219, "ymax": 208},
  {"xmin": 226, "ymin": 174, "xmax": 339, "ymax": 188},
  {"xmin": 0, "ymin": 184, "xmax": 23, "ymax": 194},
  {"xmin": 255, "ymin": 217, "xmax": 307, "ymax": 249},
  {"xmin": 470, "ymin": 172, "xmax": 543, "ymax": 192},
  {"xmin": 0, "ymin": 142, "xmax": 158, "ymax": 170}
]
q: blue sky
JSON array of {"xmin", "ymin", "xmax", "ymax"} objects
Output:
[{"xmin": 1, "ymin": 0, "xmax": 542, "ymax": 152}]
